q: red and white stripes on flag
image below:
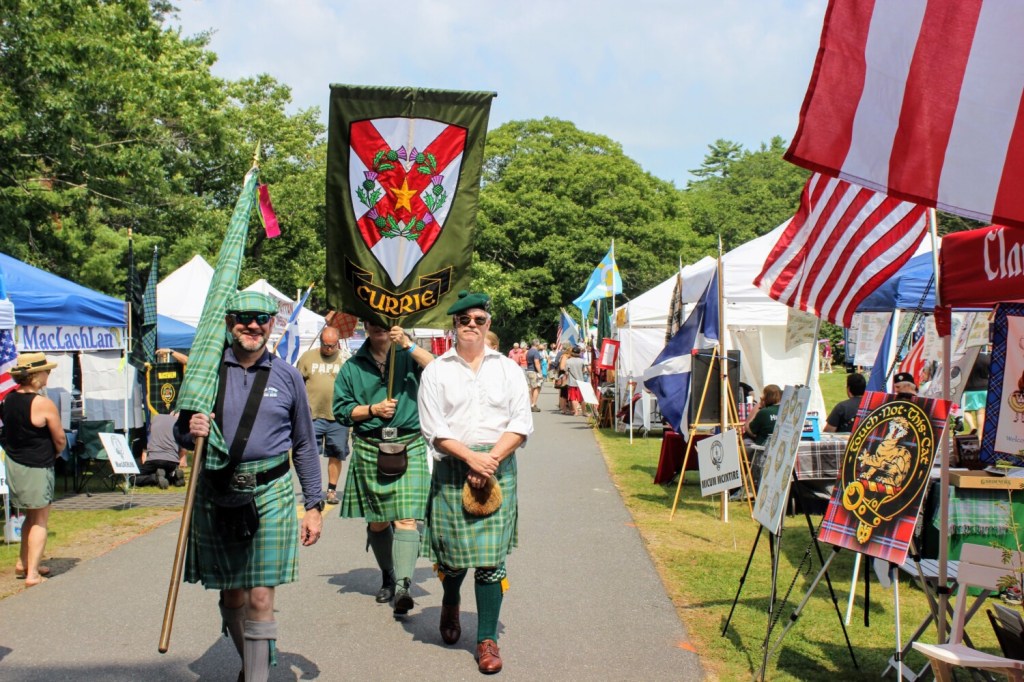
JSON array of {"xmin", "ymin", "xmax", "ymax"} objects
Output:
[
  {"xmin": 786, "ymin": 1, "xmax": 1024, "ymax": 228},
  {"xmin": 754, "ymin": 173, "xmax": 928, "ymax": 327},
  {"xmin": 0, "ymin": 328, "xmax": 18, "ymax": 402},
  {"xmin": 900, "ymin": 334, "xmax": 926, "ymax": 386}
]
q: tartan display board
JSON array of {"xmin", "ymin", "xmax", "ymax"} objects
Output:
[
  {"xmin": 818, "ymin": 391, "xmax": 950, "ymax": 565},
  {"xmin": 981, "ymin": 303, "xmax": 1024, "ymax": 467},
  {"xmin": 146, "ymin": 361, "xmax": 183, "ymax": 415}
]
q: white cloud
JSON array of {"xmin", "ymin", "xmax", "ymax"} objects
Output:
[{"xmin": 169, "ymin": 0, "xmax": 826, "ymax": 185}]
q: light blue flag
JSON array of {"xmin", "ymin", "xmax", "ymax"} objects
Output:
[
  {"xmin": 642, "ymin": 272, "xmax": 719, "ymax": 435},
  {"xmin": 573, "ymin": 244, "xmax": 623, "ymax": 320},
  {"xmin": 276, "ymin": 285, "xmax": 313, "ymax": 365}
]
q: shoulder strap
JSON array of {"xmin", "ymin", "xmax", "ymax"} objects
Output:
[{"xmin": 213, "ymin": 357, "xmax": 272, "ymax": 471}]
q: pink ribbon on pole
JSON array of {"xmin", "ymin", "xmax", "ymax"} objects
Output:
[{"xmin": 258, "ymin": 184, "xmax": 281, "ymax": 238}]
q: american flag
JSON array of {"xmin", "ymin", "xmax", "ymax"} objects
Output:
[
  {"xmin": 787, "ymin": 1, "xmax": 1024, "ymax": 229},
  {"xmin": 754, "ymin": 173, "xmax": 928, "ymax": 327},
  {"xmin": 0, "ymin": 328, "xmax": 17, "ymax": 401}
]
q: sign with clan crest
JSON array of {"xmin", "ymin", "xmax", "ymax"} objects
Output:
[
  {"xmin": 818, "ymin": 391, "xmax": 950, "ymax": 565},
  {"xmin": 326, "ymin": 86, "xmax": 495, "ymax": 327}
]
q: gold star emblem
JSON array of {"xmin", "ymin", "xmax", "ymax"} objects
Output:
[{"xmin": 390, "ymin": 178, "xmax": 417, "ymax": 212}]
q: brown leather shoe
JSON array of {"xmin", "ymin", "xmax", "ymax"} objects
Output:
[
  {"xmin": 476, "ymin": 639, "xmax": 502, "ymax": 674},
  {"xmin": 440, "ymin": 604, "xmax": 461, "ymax": 645}
]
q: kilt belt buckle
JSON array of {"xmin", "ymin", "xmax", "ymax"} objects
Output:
[
  {"xmin": 231, "ymin": 472, "xmax": 257, "ymax": 491},
  {"xmin": 381, "ymin": 427, "xmax": 398, "ymax": 441}
]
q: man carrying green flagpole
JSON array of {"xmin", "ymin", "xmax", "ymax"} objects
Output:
[{"xmin": 160, "ymin": 159, "xmax": 323, "ymax": 682}]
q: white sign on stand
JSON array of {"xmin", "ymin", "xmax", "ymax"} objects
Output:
[
  {"xmin": 752, "ymin": 386, "xmax": 811, "ymax": 534},
  {"xmin": 97, "ymin": 432, "xmax": 140, "ymax": 474},
  {"xmin": 697, "ymin": 429, "xmax": 741, "ymax": 497},
  {"xmin": 576, "ymin": 380, "xmax": 599, "ymax": 406}
]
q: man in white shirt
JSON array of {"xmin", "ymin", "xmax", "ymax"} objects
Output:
[{"xmin": 418, "ymin": 291, "xmax": 534, "ymax": 675}]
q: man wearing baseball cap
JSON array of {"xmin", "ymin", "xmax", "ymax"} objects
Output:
[{"xmin": 892, "ymin": 371, "xmax": 918, "ymax": 397}]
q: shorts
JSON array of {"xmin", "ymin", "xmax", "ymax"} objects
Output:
[
  {"xmin": 6, "ymin": 459, "xmax": 55, "ymax": 510},
  {"xmin": 525, "ymin": 371, "xmax": 543, "ymax": 389},
  {"xmin": 314, "ymin": 418, "xmax": 350, "ymax": 459}
]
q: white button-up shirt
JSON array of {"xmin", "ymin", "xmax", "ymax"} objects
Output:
[{"xmin": 418, "ymin": 346, "xmax": 534, "ymax": 459}]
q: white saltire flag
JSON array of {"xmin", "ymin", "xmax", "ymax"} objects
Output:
[
  {"xmin": 643, "ymin": 272, "xmax": 719, "ymax": 435},
  {"xmin": 276, "ymin": 284, "xmax": 314, "ymax": 365}
]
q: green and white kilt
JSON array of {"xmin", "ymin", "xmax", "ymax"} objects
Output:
[
  {"xmin": 340, "ymin": 434, "xmax": 429, "ymax": 522},
  {"xmin": 422, "ymin": 450, "xmax": 519, "ymax": 569},
  {"xmin": 185, "ymin": 453, "xmax": 298, "ymax": 590}
]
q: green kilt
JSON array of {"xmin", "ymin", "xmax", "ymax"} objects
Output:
[
  {"xmin": 340, "ymin": 434, "xmax": 429, "ymax": 522},
  {"xmin": 185, "ymin": 453, "xmax": 298, "ymax": 590},
  {"xmin": 422, "ymin": 451, "xmax": 519, "ymax": 569}
]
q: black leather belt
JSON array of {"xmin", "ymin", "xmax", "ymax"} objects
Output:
[
  {"xmin": 357, "ymin": 427, "xmax": 419, "ymax": 442},
  {"xmin": 207, "ymin": 460, "xmax": 290, "ymax": 488}
]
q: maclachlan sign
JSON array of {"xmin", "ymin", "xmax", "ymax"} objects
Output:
[
  {"xmin": 325, "ymin": 85, "xmax": 495, "ymax": 328},
  {"xmin": 16, "ymin": 325, "xmax": 123, "ymax": 351}
]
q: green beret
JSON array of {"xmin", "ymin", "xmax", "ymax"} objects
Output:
[
  {"xmin": 446, "ymin": 290, "xmax": 491, "ymax": 315},
  {"xmin": 226, "ymin": 290, "xmax": 278, "ymax": 314}
]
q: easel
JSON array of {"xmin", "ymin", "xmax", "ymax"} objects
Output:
[
  {"xmin": 720, "ymin": 437, "xmax": 858, "ymax": 681},
  {"xmin": 668, "ymin": 344, "xmax": 756, "ymax": 520}
]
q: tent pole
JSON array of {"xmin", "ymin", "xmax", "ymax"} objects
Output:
[
  {"xmin": 929, "ymin": 208, "xmax": 951, "ymax": 644},
  {"xmin": 718, "ymin": 238, "xmax": 729, "ymax": 523}
]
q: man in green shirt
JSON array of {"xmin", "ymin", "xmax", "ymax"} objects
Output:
[{"xmin": 333, "ymin": 322, "xmax": 433, "ymax": 616}]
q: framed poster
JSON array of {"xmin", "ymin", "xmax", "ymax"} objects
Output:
[
  {"xmin": 818, "ymin": 391, "xmax": 950, "ymax": 565},
  {"xmin": 596, "ymin": 339, "xmax": 619, "ymax": 370},
  {"xmin": 981, "ymin": 303, "xmax": 1024, "ymax": 466}
]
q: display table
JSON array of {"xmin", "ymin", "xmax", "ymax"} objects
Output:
[
  {"xmin": 653, "ymin": 429, "xmax": 707, "ymax": 485},
  {"xmin": 920, "ymin": 480, "xmax": 1024, "ymax": 561}
]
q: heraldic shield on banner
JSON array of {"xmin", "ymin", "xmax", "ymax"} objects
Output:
[
  {"xmin": 325, "ymin": 86, "xmax": 496, "ymax": 327},
  {"xmin": 818, "ymin": 391, "xmax": 950, "ymax": 566}
]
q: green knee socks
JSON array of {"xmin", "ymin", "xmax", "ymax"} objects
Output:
[
  {"xmin": 392, "ymin": 528, "xmax": 420, "ymax": 585},
  {"xmin": 475, "ymin": 580, "xmax": 504, "ymax": 642},
  {"xmin": 440, "ymin": 568, "xmax": 467, "ymax": 606}
]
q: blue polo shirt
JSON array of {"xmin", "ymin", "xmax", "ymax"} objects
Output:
[{"xmin": 177, "ymin": 348, "xmax": 320, "ymax": 505}]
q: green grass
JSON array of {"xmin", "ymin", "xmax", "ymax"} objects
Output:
[
  {"xmin": 818, "ymin": 369, "xmax": 850, "ymax": 414},
  {"xmin": 594, "ymin": 427, "xmax": 1002, "ymax": 681}
]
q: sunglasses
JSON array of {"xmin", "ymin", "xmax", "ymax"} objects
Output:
[
  {"xmin": 231, "ymin": 311, "xmax": 272, "ymax": 325},
  {"xmin": 456, "ymin": 314, "xmax": 489, "ymax": 327},
  {"xmin": 320, "ymin": 342, "xmax": 339, "ymax": 349}
]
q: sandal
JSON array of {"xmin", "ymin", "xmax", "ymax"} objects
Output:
[{"xmin": 15, "ymin": 566, "xmax": 50, "ymax": 580}]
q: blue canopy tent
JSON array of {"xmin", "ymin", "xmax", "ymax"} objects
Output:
[
  {"xmin": 0, "ymin": 252, "xmax": 195, "ymax": 349},
  {"xmin": 856, "ymin": 252, "xmax": 936, "ymax": 313}
]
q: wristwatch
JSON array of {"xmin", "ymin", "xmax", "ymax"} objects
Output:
[{"xmin": 307, "ymin": 499, "xmax": 325, "ymax": 512}]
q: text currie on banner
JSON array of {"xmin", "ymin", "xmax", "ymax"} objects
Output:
[
  {"xmin": 325, "ymin": 86, "xmax": 495, "ymax": 328},
  {"xmin": 786, "ymin": 1, "xmax": 1024, "ymax": 228}
]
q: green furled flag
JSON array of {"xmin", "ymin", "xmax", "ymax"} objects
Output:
[
  {"xmin": 129, "ymin": 246, "xmax": 159, "ymax": 369},
  {"xmin": 325, "ymin": 85, "xmax": 496, "ymax": 327},
  {"xmin": 176, "ymin": 168, "xmax": 259, "ymax": 470}
]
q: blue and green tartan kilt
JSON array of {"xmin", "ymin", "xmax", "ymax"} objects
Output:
[
  {"xmin": 340, "ymin": 435, "xmax": 429, "ymax": 522},
  {"xmin": 185, "ymin": 453, "xmax": 298, "ymax": 590},
  {"xmin": 422, "ymin": 450, "xmax": 519, "ymax": 569}
]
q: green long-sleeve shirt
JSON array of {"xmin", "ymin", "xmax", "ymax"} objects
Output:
[{"xmin": 333, "ymin": 342, "xmax": 424, "ymax": 434}]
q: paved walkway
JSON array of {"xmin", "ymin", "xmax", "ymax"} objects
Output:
[{"xmin": 0, "ymin": 392, "xmax": 704, "ymax": 681}]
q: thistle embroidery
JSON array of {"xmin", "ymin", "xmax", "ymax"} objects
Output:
[{"xmin": 355, "ymin": 144, "xmax": 447, "ymax": 240}]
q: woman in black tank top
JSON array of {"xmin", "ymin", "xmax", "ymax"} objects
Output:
[{"xmin": 0, "ymin": 353, "xmax": 65, "ymax": 586}]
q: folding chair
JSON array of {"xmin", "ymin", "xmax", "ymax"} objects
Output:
[
  {"xmin": 988, "ymin": 604, "xmax": 1024, "ymax": 661},
  {"xmin": 912, "ymin": 543, "xmax": 1024, "ymax": 681},
  {"xmin": 73, "ymin": 420, "xmax": 115, "ymax": 494}
]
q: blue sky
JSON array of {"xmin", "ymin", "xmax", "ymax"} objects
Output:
[{"xmin": 170, "ymin": 0, "xmax": 826, "ymax": 187}]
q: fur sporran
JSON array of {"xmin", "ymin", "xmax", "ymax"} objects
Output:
[{"xmin": 462, "ymin": 476, "xmax": 502, "ymax": 517}]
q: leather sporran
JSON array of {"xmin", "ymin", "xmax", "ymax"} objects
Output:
[
  {"xmin": 209, "ymin": 471, "xmax": 260, "ymax": 540},
  {"xmin": 377, "ymin": 442, "xmax": 408, "ymax": 477},
  {"xmin": 212, "ymin": 490, "xmax": 260, "ymax": 541}
]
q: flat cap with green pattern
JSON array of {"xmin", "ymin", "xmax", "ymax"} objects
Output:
[
  {"xmin": 446, "ymin": 290, "xmax": 491, "ymax": 315},
  {"xmin": 226, "ymin": 290, "xmax": 278, "ymax": 314}
]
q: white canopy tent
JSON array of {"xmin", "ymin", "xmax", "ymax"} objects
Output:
[
  {"xmin": 616, "ymin": 221, "xmax": 827, "ymax": 419},
  {"xmin": 158, "ymin": 255, "xmax": 327, "ymax": 355}
]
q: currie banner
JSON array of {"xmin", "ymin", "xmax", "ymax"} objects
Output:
[{"xmin": 325, "ymin": 85, "xmax": 495, "ymax": 327}]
